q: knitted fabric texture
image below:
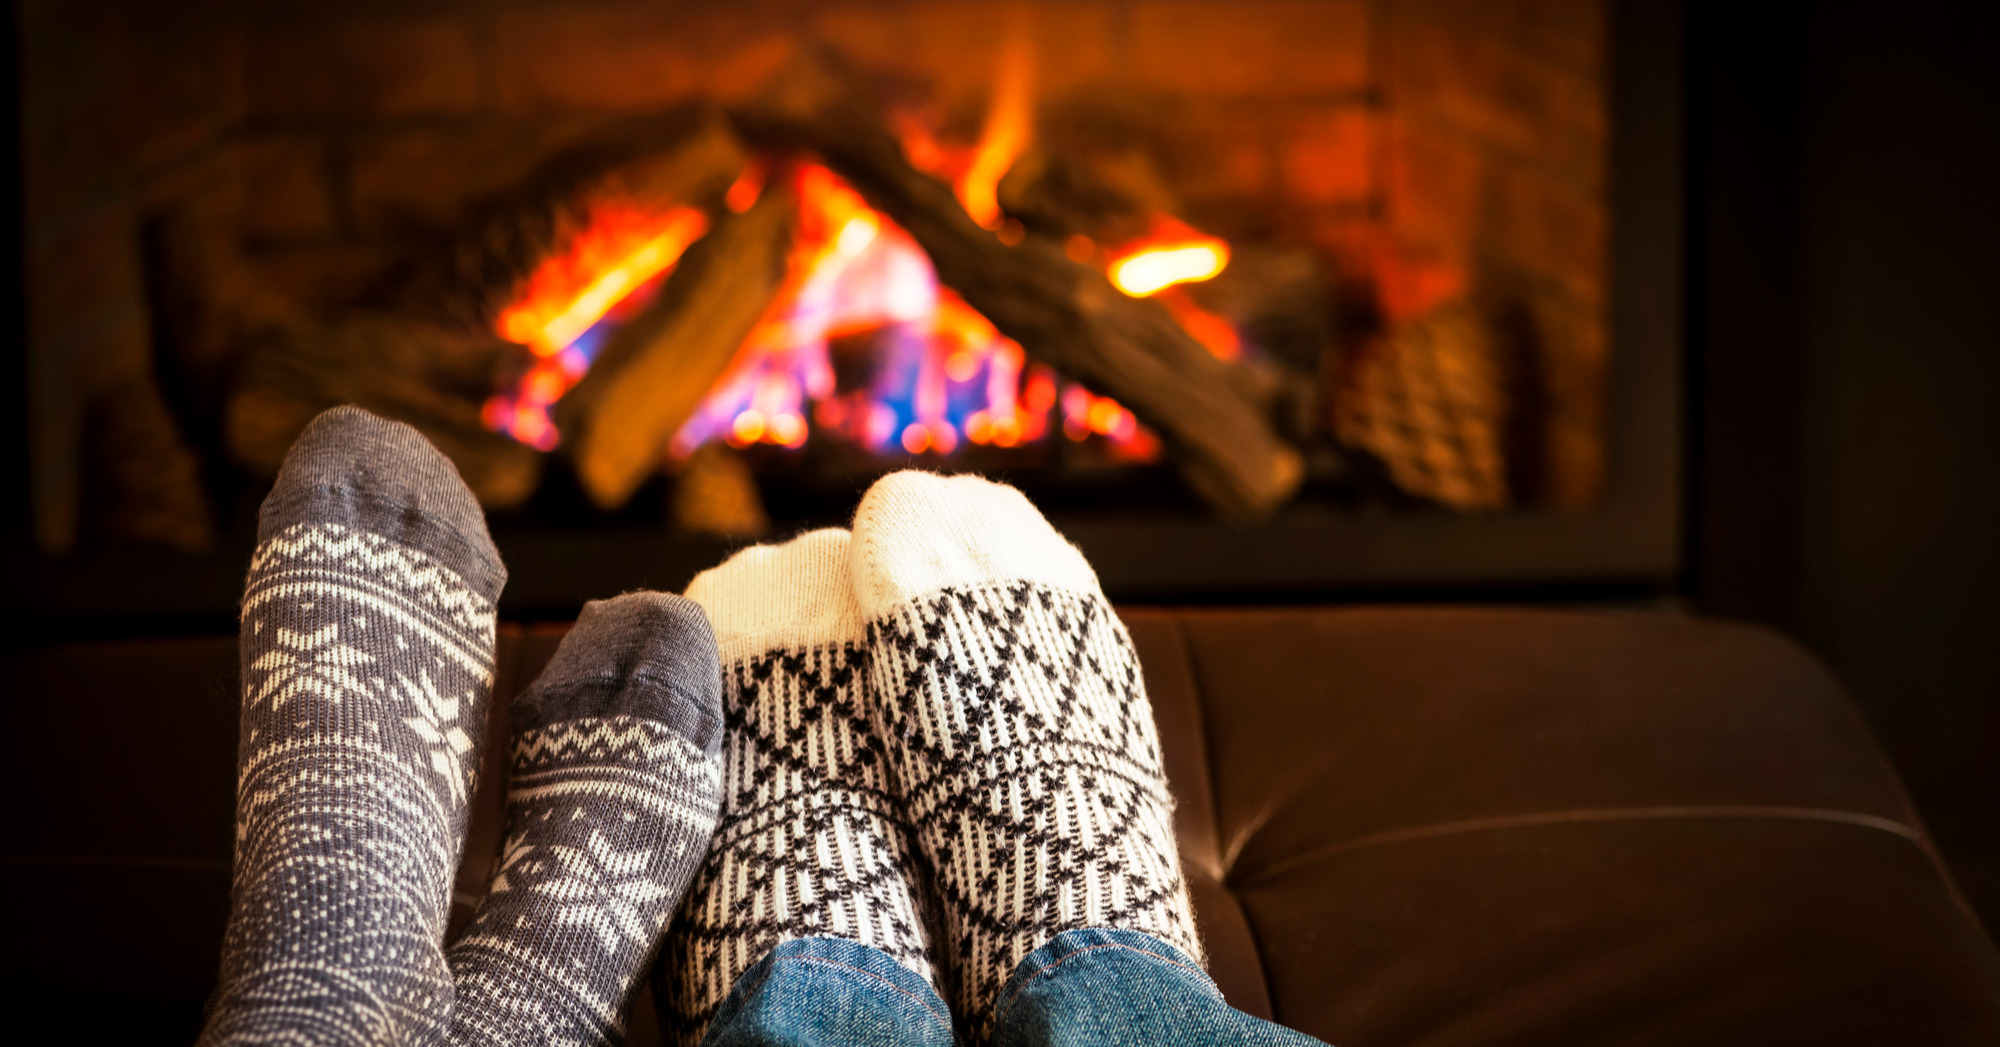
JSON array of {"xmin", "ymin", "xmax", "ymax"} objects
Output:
[
  {"xmin": 200, "ymin": 406, "xmax": 506, "ymax": 1047},
  {"xmin": 657, "ymin": 528, "xmax": 940, "ymax": 1044},
  {"xmin": 445, "ymin": 592, "xmax": 725, "ymax": 1047},
  {"xmin": 851, "ymin": 471, "xmax": 1203, "ymax": 1042}
]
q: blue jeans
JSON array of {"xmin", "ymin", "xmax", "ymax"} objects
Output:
[{"xmin": 700, "ymin": 928, "xmax": 1329, "ymax": 1046}]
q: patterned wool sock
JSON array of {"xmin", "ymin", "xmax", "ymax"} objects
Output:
[
  {"xmin": 445, "ymin": 592, "xmax": 725, "ymax": 1047},
  {"xmin": 200, "ymin": 405, "xmax": 506, "ymax": 1047},
  {"xmin": 656, "ymin": 528, "xmax": 941, "ymax": 1044},
  {"xmin": 850, "ymin": 471, "xmax": 1203, "ymax": 1040}
]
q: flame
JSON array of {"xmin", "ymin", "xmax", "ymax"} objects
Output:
[
  {"xmin": 483, "ymin": 204, "xmax": 710, "ymax": 448},
  {"xmin": 892, "ymin": 27, "xmax": 1033, "ymax": 232},
  {"xmin": 957, "ymin": 33, "xmax": 1034, "ymax": 229},
  {"xmin": 1106, "ymin": 215, "xmax": 1230, "ymax": 297},
  {"xmin": 497, "ymin": 207, "xmax": 710, "ymax": 355},
  {"xmin": 668, "ymin": 163, "xmax": 1156, "ymax": 462},
  {"xmin": 1158, "ymin": 287, "xmax": 1242, "ymax": 361},
  {"xmin": 485, "ymin": 162, "xmax": 1184, "ymax": 469}
]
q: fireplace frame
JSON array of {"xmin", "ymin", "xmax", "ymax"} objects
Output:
[
  {"xmin": 10, "ymin": 0, "xmax": 1685, "ymax": 623},
  {"xmin": 502, "ymin": 0, "xmax": 1687, "ymax": 610}
]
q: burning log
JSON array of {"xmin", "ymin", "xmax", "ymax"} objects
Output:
[
  {"xmin": 730, "ymin": 60, "xmax": 1304, "ymax": 518},
  {"xmin": 400, "ymin": 110, "xmax": 753, "ymax": 332},
  {"xmin": 227, "ymin": 314, "xmax": 543, "ymax": 507},
  {"xmin": 553, "ymin": 189, "xmax": 793, "ymax": 510},
  {"xmin": 144, "ymin": 194, "xmax": 543, "ymax": 509},
  {"xmin": 669, "ymin": 442, "xmax": 770, "ymax": 538}
]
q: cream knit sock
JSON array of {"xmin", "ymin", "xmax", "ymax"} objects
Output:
[
  {"xmin": 656, "ymin": 529, "xmax": 941, "ymax": 1044},
  {"xmin": 850, "ymin": 472, "xmax": 1202, "ymax": 1041}
]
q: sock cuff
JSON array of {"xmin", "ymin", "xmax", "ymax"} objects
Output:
[
  {"xmin": 850, "ymin": 471, "xmax": 1101, "ymax": 618},
  {"xmin": 686, "ymin": 528, "xmax": 863, "ymax": 664}
]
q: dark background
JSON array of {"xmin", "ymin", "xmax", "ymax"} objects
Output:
[
  {"xmin": 3, "ymin": 0, "xmax": 1997, "ymax": 926},
  {"xmin": 1689, "ymin": 0, "xmax": 2000, "ymax": 921}
]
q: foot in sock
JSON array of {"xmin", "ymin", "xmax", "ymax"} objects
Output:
[
  {"xmin": 851, "ymin": 471, "xmax": 1203, "ymax": 1040},
  {"xmin": 445, "ymin": 593, "xmax": 724, "ymax": 1047},
  {"xmin": 657, "ymin": 528, "xmax": 940, "ymax": 1044},
  {"xmin": 200, "ymin": 406, "xmax": 506, "ymax": 1046}
]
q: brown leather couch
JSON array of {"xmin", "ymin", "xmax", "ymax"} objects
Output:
[{"xmin": 8, "ymin": 608, "xmax": 2000, "ymax": 1043}]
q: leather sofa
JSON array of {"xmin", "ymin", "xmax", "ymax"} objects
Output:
[{"xmin": 8, "ymin": 607, "xmax": 2000, "ymax": 1043}]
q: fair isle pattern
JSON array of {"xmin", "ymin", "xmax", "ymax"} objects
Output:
[
  {"xmin": 867, "ymin": 582, "xmax": 1201, "ymax": 1041},
  {"xmin": 246, "ymin": 521, "xmax": 500, "ymax": 642},
  {"xmin": 205, "ymin": 520, "xmax": 496, "ymax": 1047},
  {"xmin": 446, "ymin": 716, "xmax": 722, "ymax": 1047},
  {"xmin": 659, "ymin": 642, "xmax": 937, "ymax": 1045}
]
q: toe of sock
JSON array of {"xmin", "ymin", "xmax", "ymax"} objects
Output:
[
  {"xmin": 685, "ymin": 528, "xmax": 863, "ymax": 662},
  {"xmin": 515, "ymin": 592, "xmax": 724, "ymax": 752},
  {"xmin": 850, "ymin": 470, "xmax": 1100, "ymax": 616},
  {"xmin": 260, "ymin": 405, "xmax": 505, "ymax": 598}
]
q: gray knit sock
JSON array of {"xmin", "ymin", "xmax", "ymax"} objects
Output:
[
  {"xmin": 445, "ymin": 593, "xmax": 725, "ymax": 1047},
  {"xmin": 200, "ymin": 405, "xmax": 506, "ymax": 1047}
]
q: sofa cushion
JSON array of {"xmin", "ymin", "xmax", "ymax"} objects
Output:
[
  {"xmin": 1125, "ymin": 608, "xmax": 2000, "ymax": 1043},
  {"xmin": 6, "ymin": 608, "xmax": 1997, "ymax": 1045}
]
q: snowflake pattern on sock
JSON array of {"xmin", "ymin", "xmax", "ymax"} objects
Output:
[
  {"xmin": 205, "ymin": 520, "xmax": 498, "ymax": 1047},
  {"xmin": 657, "ymin": 640, "xmax": 938, "ymax": 1044},
  {"xmin": 867, "ymin": 582, "xmax": 1200, "ymax": 1041},
  {"xmin": 446, "ymin": 716, "xmax": 721, "ymax": 1047}
]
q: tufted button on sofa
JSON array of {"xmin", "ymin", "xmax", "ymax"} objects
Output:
[{"xmin": 8, "ymin": 608, "xmax": 2000, "ymax": 1043}]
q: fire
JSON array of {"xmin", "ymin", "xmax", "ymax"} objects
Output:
[
  {"xmin": 956, "ymin": 34, "xmax": 1034, "ymax": 229},
  {"xmin": 670, "ymin": 164, "xmax": 1083, "ymax": 460},
  {"xmin": 1158, "ymin": 287, "xmax": 1242, "ymax": 361},
  {"xmin": 483, "ymin": 205, "xmax": 709, "ymax": 449},
  {"xmin": 1106, "ymin": 216, "xmax": 1230, "ymax": 297},
  {"xmin": 482, "ymin": 28, "xmax": 1247, "ymax": 474},
  {"xmin": 496, "ymin": 206, "xmax": 709, "ymax": 355}
]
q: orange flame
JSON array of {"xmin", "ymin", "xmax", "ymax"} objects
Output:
[
  {"xmin": 1158, "ymin": 287, "xmax": 1242, "ymax": 361},
  {"xmin": 725, "ymin": 160, "xmax": 770, "ymax": 214},
  {"xmin": 496, "ymin": 206, "xmax": 710, "ymax": 355},
  {"xmin": 1106, "ymin": 215, "xmax": 1230, "ymax": 297},
  {"xmin": 957, "ymin": 32, "xmax": 1034, "ymax": 230},
  {"xmin": 485, "ymin": 157, "xmax": 1171, "ymax": 466}
]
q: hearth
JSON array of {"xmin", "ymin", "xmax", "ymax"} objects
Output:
[{"xmin": 16, "ymin": 0, "xmax": 1683, "ymax": 616}]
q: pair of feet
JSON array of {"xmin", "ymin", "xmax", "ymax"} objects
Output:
[
  {"xmin": 200, "ymin": 407, "xmax": 1200, "ymax": 1047},
  {"xmin": 206, "ymin": 407, "xmax": 723, "ymax": 1047},
  {"xmin": 663, "ymin": 475, "xmax": 1200, "ymax": 1041}
]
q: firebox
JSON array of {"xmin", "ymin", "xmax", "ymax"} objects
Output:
[{"xmin": 17, "ymin": 0, "xmax": 1682, "ymax": 615}]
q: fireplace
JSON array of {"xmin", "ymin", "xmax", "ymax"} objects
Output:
[{"xmin": 15, "ymin": 0, "xmax": 1682, "ymax": 617}]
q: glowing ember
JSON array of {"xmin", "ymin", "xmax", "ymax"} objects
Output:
[
  {"xmin": 725, "ymin": 160, "xmax": 769, "ymax": 214},
  {"xmin": 1158, "ymin": 287, "xmax": 1242, "ymax": 361},
  {"xmin": 1106, "ymin": 216, "xmax": 1230, "ymax": 297}
]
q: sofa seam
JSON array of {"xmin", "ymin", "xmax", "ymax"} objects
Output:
[{"xmin": 1234, "ymin": 804, "xmax": 1933, "ymax": 887}]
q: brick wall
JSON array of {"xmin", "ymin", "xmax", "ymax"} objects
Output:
[{"xmin": 19, "ymin": 0, "xmax": 1606, "ymax": 550}]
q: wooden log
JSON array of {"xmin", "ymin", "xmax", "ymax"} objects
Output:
[
  {"xmin": 226, "ymin": 314, "xmax": 543, "ymax": 508},
  {"xmin": 730, "ymin": 59, "xmax": 1303, "ymax": 518},
  {"xmin": 669, "ymin": 442, "xmax": 770, "ymax": 538},
  {"xmin": 553, "ymin": 188, "xmax": 793, "ymax": 510},
  {"xmin": 399, "ymin": 109, "xmax": 753, "ymax": 332}
]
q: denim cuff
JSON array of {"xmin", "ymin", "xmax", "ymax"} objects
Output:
[
  {"xmin": 992, "ymin": 928, "xmax": 1222, "ymax": 1030},
  {"xmin": 703, "ymin": 936, "xmax": 958, "ymax": 1047}
]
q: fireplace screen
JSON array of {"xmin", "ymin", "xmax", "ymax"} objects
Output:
[{"xmin": 23, "ymin": 0, "xmax": 1632, "ymax": 591}]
